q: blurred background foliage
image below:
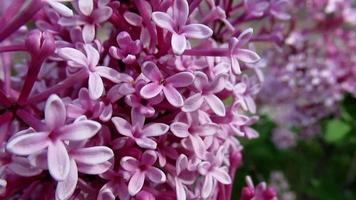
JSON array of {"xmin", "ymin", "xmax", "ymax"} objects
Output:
[{"xmin": 233, "ymin": 94, "xmax": 356, "ymax": 200}]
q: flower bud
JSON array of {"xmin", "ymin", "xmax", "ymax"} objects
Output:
[{"xmin": 25, "ymin": 29, "xmax": 55, "ymax": 58}]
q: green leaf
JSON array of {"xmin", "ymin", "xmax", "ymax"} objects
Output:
[{"xmin": 324, "ymin": 119, "xmax": 351, "ymax": 143}]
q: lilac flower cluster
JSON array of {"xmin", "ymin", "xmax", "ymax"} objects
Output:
[
  {"xmin": 258, "ymin": 0, "xmax": 356, "ymax": 149},
  {"xmin": 0, "ymin": 0, "xmax": 289, "ymax": 199}
]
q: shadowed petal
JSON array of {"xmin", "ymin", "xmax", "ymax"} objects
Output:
[
  {"xmin": 6, "ymin": 132, "xmax": 50, "ymax": 156},
  {"xmin": 141, "ymin": 61, "xmax": 163, "ymax": 82},
  {"xmin": 120, "ymin": 156, "xmax": 139, "ymax": 171},
  {"xmin": 163, "ymin": 85, "xmax": 184, "ymax": 107},
  {"xmin": 236, "ymin": 49, "xmax": 260, "ymax": 63},
  {"xmin": 48, "ymin": 140, "xmax": 70, "ymax": 181},
  {"xmin": 128, "ymin": 171, "xmax": 145, "ymax": 196},
  {"xmin": 175, "ymin": 178, "xmax": 186, "ymax": 200},
  {"xmin": 173, "ymin": 0, "xmax": 189, "ymax": 27},
  {"xmin": 171, "ymin": 33, "xmax": 186, "ymax": 55},
  {"xmin": 8, "ymin": 157, "xmax": 42, "ymax": 177},
  {"xmin": 77, "ymin": 161, "xmax": 112, "ymax": 174},
  {"xmin": 166, "ymin": 72, "xmax": 194, "ymax": 87},
  {"xmin": 136, "ymin": 137, "xmax": 157, "ymax": 149},
  {"xmin": 152, "ymin": 12, "xmax": 174, "ymax": 32},
  {"xmin": 212, "ymin": 168, "xmax": 232, "ymax": 184},
  {"xmin": 141, "ymin": 150, "xmax": 157, "ymax": 166},
  {"xmin": 45, "ymin": 94, "xmax": 66, "ymax": 129},
  {"xmin": 59, "ymin": 120, "xmax": 101, "ymax": 141},
  {"xmin": 112, "ymin": 117, "xmax": 132, "ymax": 137},
  {"xmin": 146, "ymin": 167, "xmax": 166, "ymax": 183},
  {"xmin": 170, "ymin": 122, "xmax": 190, "ymax": 138},
  {"xmin": 237, "ymin": 28, "xmax": 253, "ymax": 47},
  {"xmin": 71, "ymin": 146, "xmax": 113, "ymax": 165},
  {"xmin": 83, "ymin": 44, "xmax": 99, "ymax": 68},
  {"xmin": 182, "ymin": 93, "xmax": 203, "ymax": 112},
  {"xmin": 57, "ymin": 47, "xmax": 87, "ymax": 66},
  {"xmin": 142, "ymin": 123, "xmax": 169, "ymax": 137},
  {"xmin": 205, "ymin": 94, "xmax": 226, "ymax": 116},
  {"xmin": 56, "ymin": 159, "xmax": 78, "ymax": 200},
  {"xmin": 140, "ymin": 82, "xmax": 163, "ymax": 99},
  {"xmin": 189, "ymin": 135, "xmax": 206, "ymax": 159},
  {"xmin": 202, "ymin": 175, "xmax": 213, "ymax": 199},
  {"xmin": 182, "ymin": 24, "xmax": 213, "ymax": 39},
  {"xmin": 92, "ymin": 7, "xmax": 113, "ymax": 23},
  {"xmin": 96, "ymin": 66, "xmax": 131, "ymax": 83},
  {"xmin": 88, "ymin": 72, "xmax": 104, "ymax": 100}
]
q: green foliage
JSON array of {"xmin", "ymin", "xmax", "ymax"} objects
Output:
[{"xmin": 233, "ymin": 95, "xmax": 356, "ymax": 200}]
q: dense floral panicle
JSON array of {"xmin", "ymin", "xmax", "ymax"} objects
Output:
[
  {"xmin": 258, "ymin": 1, "xmax": 356, "ymax": 147},
  {"xmin": 0, "ymin": 0, "xmax": 293, "ymax": 199}
]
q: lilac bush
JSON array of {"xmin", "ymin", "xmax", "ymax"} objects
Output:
[{"xmin": 0, "ymin": 0, "xmax": 291, "ymax": 199}]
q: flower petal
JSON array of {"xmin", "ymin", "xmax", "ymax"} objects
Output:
[
  {"xmin": 163, "ymin": 85, "xmax": 184, "ymax": 107},
  {"xmin": 88, "ymin": 72, "xmax": 104, "ymax": 100},
  {"xmin": 166, "ymin": 72, "xmax": 194, "ymax": 88},
  {"xmin": 6, "ymin": 132, "xmax": 49, "ymax": 156},
  {"xmin": 95, "ymin": 66, "xmax": 132, "ymax": 83},
  {"xmin": 71, "ymin": 146, "xmax": 113, "ymax": 165},
  {"xmin": 124, "ymin": 11, "xmax": 142, "ymax": 26},
  {"xmin": 45, "ymin": 94, "xmax": 66, "ymax": 130},
  {"xmin": 47, "ymin": 1, "xmax": 73, "ymax": 17},
  {"xmin": 170, "ymin": 122, "xmax": 190, "ymax": 138},
  {"xmin": 8, "ymin": 156, "xmax": 42, "ymax": 177},
  {"xmin": 212, "ymin": 168, "xmax": 232, "ymax": 184},
  {"xmin": 194, "ymin": 124, "xmax": 219, "ymax": 136},
  {"xmin": 202, "ymin": 175, "xmax": 213, "ymax": 199},
  {"xmin": 141, "ymin": 150, "xmax": 157, "ymax": 166},
  {"xmin": 182, "ymin": 24, "xmax": 213, "ymax": 39},
  {"xmin": 135, "ymin": 137, "xmax": 157, "ymax": 149},
  {"xmin": 59, "ymin": 120, "xmax": 101, "ymax": 141},
  {"xmin": 78, "ymin": 0, "xmax": 93, "ymax": 16},
  {"xmin": 236, "ymin": 49, "xmax": 260, "ymax": 63},
  {"xmin": 142, "ymin": 123, "xmax": 169, "ymax": 137},
  {"xmin": 57, "ymin": 47, "xmax": 87, "ymax": 66},
  {"xmin": 111, "ymin": 117, "xmax": 132, "ymax": 137},
  {"xmin": 92, "ymin": 7, "xmax": 113, "ymax": 23},
  {"xmin": 82, "ymin": 24, "xmax": 95, "ymax": 43},
  {"xmin": 140, "ymin": 82, "xmax": 163, "ymax": 99},
  {"xmin": 205, "ymin": 94, "xmax": 226, "ymax": 116},
  {"xmin": 83, "ymin": 44, "xmax": 99, "ymax": 68},
  {"xmin": 152, "ymin": 12, "xmax": 174, "ymax": 32},
  {"xmin": 146, "ymin": 167, "xmax": 166, "ymax": 183},
  {"xmin": 141, "ymin": 61, "xmax": 163, "ymax": 82},
  {"xmin": 77, "ymin": 161, "xmax": 112, "ymax": 174},
  {"xmin": 171, "ymin": 33, "xmax": 187, "ymax": 55},
  {"xmin": 189, "ymin": 135, "xmax": 206, "ymax": 159},
  {"xmin": 182, "ymin": 93, "xmax": 203, "ymax": 112},
  {"xmin": 120, "ymin": 156, "xmax": 139, "ymax": 172},
  {"xmin": 237, "ymin": 28, "xmax": 253, "ymax": 47},
  {"xmin": 48, "ymin": 140, "xmax": 70, "ymax": 181},
  {"xmin": 175, "ymin": 178, "xmax": 186, "ymax": 200},
  {"xmin": 128, "ymin": 171, "xmax": 145, "ymax": 196},
  {"xmin": 56, "ymin": 159, "xmax": 78, "ymax": 200},
  {"xmin": 173, "ymin": 0, "xmax": 189, "ymax": 27}
]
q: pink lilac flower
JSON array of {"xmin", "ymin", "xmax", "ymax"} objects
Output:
[
  {"xmin": 58, "ymin": 44, "xmax": 132, "ymax": 99},
  {"xmin": 120, "ymin": 150, "xmax": 166, "ymax": 196},
  {"xmin": 152, "ymin": 0, "xmax": 213, "ymax": 54}
]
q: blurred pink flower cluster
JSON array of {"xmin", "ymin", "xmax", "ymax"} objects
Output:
[
  {"xmin": 0, "ymin": 0, "xmax": 291, "ymax": 199},
  {"xmin": 258, "ymin": 0, "xmax": 356, "ymax": 149}
]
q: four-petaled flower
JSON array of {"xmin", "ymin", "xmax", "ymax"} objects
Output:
[
  {"xmin": 140, "ymin": 61, "xmax": 194, "ymax": 107},
  {"xmin": 6, "ymin": 94, "xmax": 101, "ymax": 181},
  {"xmin": 152, "ymin": 0, "xmax": 213, "ymax": 54},
  {"xmin": 58, "ymin": 44, "xmax": 133, "ymax": 99},
  {"xmin": 120, "ymin": 150, "xmax": 166, "ymax": 196}
]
